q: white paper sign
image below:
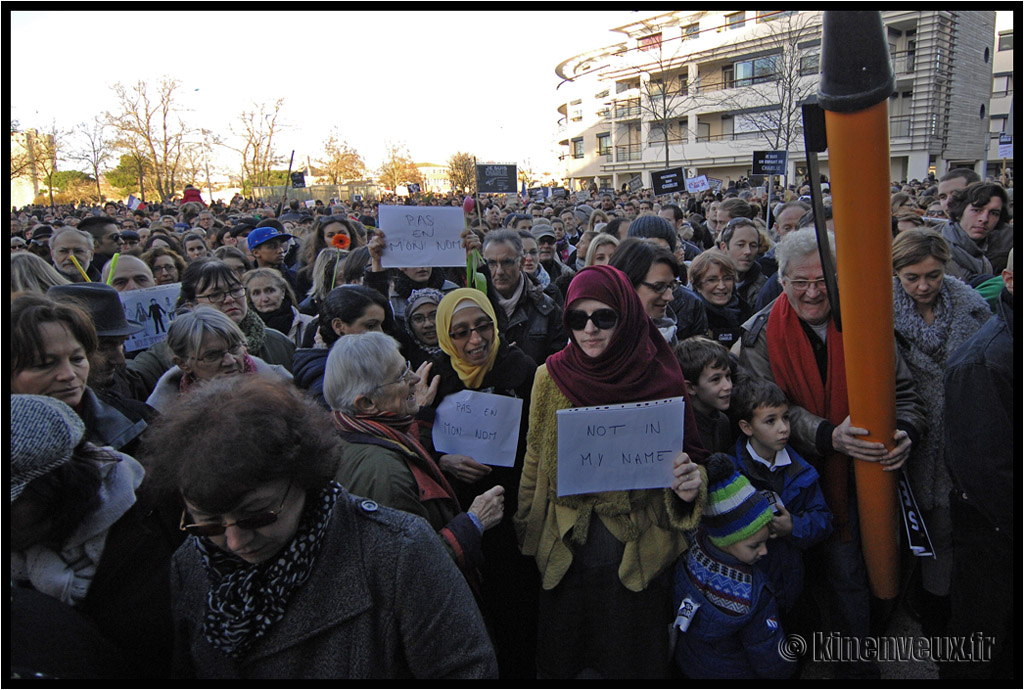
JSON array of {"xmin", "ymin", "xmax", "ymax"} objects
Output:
[
  {"xmin": 378, "ymin": 205, "xmax": 466, "ymax": 268},
  {"xmin": 685, "ymin": 175, "xmax": 711, "ymax": 193},
  {"xmin": 998, "ymin": 134, "xmax": 1012, "ymax": 159},
  {"xmin": 118, "ymin": 283, "xmax": 182, "ymax": 352},
  {"xmin": 556, "ymin": 397, "xmax": 685, "ymax": 496},
  {"xmin": 432, "ymin": 390, "xmax": 524, "ymax": 467}
]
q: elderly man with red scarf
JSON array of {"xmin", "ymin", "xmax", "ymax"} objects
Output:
[{"xmin": 738, "ymin": 227, "xmax": 926, "ymax": 679}]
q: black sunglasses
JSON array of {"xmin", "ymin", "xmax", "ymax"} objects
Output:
[
  {"xmin": 179, "ymin": 484, "xmax": 292, "ymax": 537},
  {"xmin": 565, "ymin": 308, "xmax": 619, "ymax": 331}
]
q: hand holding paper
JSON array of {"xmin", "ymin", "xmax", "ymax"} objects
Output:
[
  {"xmin": 671, "ymin": 452, "xmax": 702, "ymax": 503},
  {"xmin": 440, "ymin": 454, "xmax": 492, "ymax": 483}
]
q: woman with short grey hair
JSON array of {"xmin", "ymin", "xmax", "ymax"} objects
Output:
[
  {"xmin": 147, "ymin": 306, "xmax": 292, "ymax": 412},
  {"xmin": 325, "ymin": 332, "xmax": 504, "ymax": 586}
]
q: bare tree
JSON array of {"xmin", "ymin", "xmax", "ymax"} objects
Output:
[
  {"xmin": 10, "ymin": 120, "xmax": 37, "ymax": 184},
  {"xmin": 228, "ymin": 98, "xmax": 285, "ymax": 191},
  {"xmin": 708, "ymin": 12, "xmax": 821, "ymax": 154},
  {"xmin": 71, "ymin": 117, "xmax": 113, "ymax": 202},
  {"xmin": 317, "ymin": 128, "xmax": 366, "ymax": 184},
  {"xmin": 106, "ymin": 77, "xmax": 191, "ymax": 202},
  {"xmin": 33, "ymin": 121, "xmax": 68, "ymax": 209},
  {"xmin": 377, "ymin": 141, "xmax": 422, "ymax": 191},
  {"xmin": 446, "ymin": 151, "xmax": 476, "ymax": 194}
]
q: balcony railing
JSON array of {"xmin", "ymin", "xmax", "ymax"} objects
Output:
[
  {"xmin": 890, "ymin": 50, "xmax": 916, "ymax": 75},
  {"xmin": 647, "ymin": 136, "xmax": 688, "ymax": 148},
  {"xmin": 614, "ymin": 104, "xmax": 641, "ymax": 119},
  {"xmin": 615, "ymin": 143, "xmax": 643, "ymax": 162},
  {"xmin": 890, "ymin": 115, "xmax": 911, "ymax": 138}
]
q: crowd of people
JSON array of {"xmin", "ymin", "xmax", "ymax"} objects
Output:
[{"xmin": 9, "ymin": 170, "xmax": 1014, "ymax": 679}]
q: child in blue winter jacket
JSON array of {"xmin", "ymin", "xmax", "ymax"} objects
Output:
[
  {"xmin": 672, "ymin": 453, "xmax": 796, "ymax": 679},
  {"xmin": 730, "ymin": 378, "xmax": 832, "ymax": 612}
]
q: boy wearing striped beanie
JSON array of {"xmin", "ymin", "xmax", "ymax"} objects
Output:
[{"xmin": 671, "ymin": 453, "xmax": 796, "ymax": 679}]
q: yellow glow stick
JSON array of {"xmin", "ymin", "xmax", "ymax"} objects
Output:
[
  {"xmin": 69, "ymin": 255, "xmax": 92, "ymax": 282},
  {"xmin": 106, "ymin": 253, "xmax": 121, "ymax": 285}
]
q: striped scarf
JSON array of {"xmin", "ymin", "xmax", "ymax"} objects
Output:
[{"xmin": 331, "ymin": 410, "xmax": 458, "ymax": 505}]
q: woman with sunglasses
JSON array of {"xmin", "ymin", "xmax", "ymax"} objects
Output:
[
  {"xmin": 143, "ymin": 375, "xmax": 497, "ymax": 679},
  {"xmin": 426, "ymin": 288, "xmax": 539, "ymax": 678},
  {"xmin": 128, "ymin": 259, "xmax": 295, "ymax": 397},
  {"xmin": 146, "ymin": 307, "xmax": 292, "ymax": 413},
  {"xmin": 515, "ymin": 264, "xmax": 708, "ymax": 679}
]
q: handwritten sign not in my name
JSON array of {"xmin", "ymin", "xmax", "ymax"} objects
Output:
[
  {"xmin": 556, "ymin": 397, "xmax": 685, "ymax": 497},
  {"xmin": 432, "ymin": 390, "xmax": 523, "ymax": 467},
  {"xmin": 378, "ymin": 205, "xmax": 466, "ymax": 268}
]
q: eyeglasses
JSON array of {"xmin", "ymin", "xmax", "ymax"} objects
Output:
[
  {"xmin": 196, "ymin": 285, "xmax": 246, "ymax": 303},
  {"xmin": 485, "ymin": 258, "xmax": 519, "ymax": 271},
  {"xmin": 410, "ymin": 311, "xmax": 437, "ymax": 326},
  {"xmin": 153, "ymin": 264, "xmax": 178, "ymax": 274},
  {"xmin": 701, "ymin": 275, "xmax": 736, "ymax": 287},
  {"xmin": 373, "ymin": 361, "xmax": 414, "ymax": 390},
  {"xmin": 192, "ymin": 342, "xmax": 244, "ymax": 366},
  {"xmin": 179, "ymin": 484, "xmax": 292, "ymax": 537},
  {"xmin": 565, "ymin": 308, "xmax": 619, "ymax": 331},
  {"xmin": 785, "ymin": 277, "xmax": 827, "ymax": 292},
  {"xmin": 107, "ymin": 232, "xmax": 125, "ymax": 242},
  {"xmin": 640, "ymin": 279, "xmax": 682, "ymax": 294},
  {"xmin": 523, "ymin": 249, "xmax": 540, "ymax": 257},
  {"xmin": 448, "ymin": 319, "xmax": 494, "ymax": 342}
]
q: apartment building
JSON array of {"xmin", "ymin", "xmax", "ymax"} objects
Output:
[
  {"xmin": 986, "ymin": 19, "xmax": 1013, "ymax": 178},
  {"xmin": 555, "ymin": 10, "xmax": 997, "ymax": 192}
]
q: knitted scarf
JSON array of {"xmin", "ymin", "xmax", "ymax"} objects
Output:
[
  {"xmin": 238, "ymin": 308, "xmax": 268, "ymax": 354},
  {"xmin": 11, "ymin": 453, "xmax": 144, "ymax": 606},
  {"xmin": 179, "ymin": 354, "xmax": 259, "ymax": 395},
  {"xmin": 893, "ymin": 276, "xmax": 990, "ymax": 511},
  {"xmin": 331, "ymin": 410, "xmax": 460, "ymax": 509},
  {"xmin": 765, "ymin": 295, "xmax": 852, "ymax": 540},
  {"xmin": 197, "ymin": 482, "xmax": 341, "ymax": 658},
  {"xmin": 257, "ymin": 302, "xmax": 295, "ymax": 337}
]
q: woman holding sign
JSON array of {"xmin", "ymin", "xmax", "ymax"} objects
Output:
[
  {"xmin": 429, "ymin": 288, "xmax": 540, "ymax": 679},
  {"xmin": 515, "ymin": 264, "xmax": 708, "ymax": 679},
  {"xmin": 325, "ymin": 332, "xmax": 504, "ymax": 589}
]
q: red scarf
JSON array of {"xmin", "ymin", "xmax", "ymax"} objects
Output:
[
  {"xmin": 765, "ymin": 296, "xmax": 852, "ymax": 540},
  {"xmin": 331, "ymin": 410, "xmax": 460, "ymax": 509}
]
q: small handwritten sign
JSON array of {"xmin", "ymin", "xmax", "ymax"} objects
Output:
[
  {"xmin": 685, "ymin": 175, "xmax": 711, "ymax": 193},
  {"xmin": 119, "ymin": 283, "xmax": 182, "ymax": 352},
  {"xmin": 628, "ymin": 175, "xmax": 644, "ymax": 192},
  {"xmin": 378, "ymin": 205, "xmax": 466, "ymax": 268},
  {"xmin": 432, "ymin": 390, "xmax": 524, "ymax": 467},
  {"xmin": 556, "ymin": 397, "xmax": 685, "ymax": 496}
]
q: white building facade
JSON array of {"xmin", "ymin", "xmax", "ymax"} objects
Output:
[{"xmin": 555, "ymin": 10, "xmax": 999, "ymax": 192}]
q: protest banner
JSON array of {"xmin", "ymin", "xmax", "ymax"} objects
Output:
[
  {"xmin": 476, "ymin": 163, "xmax": 518, "ymax": 194},
  {"xmin": 119, "ymin": 283, "xmax": 181, "ymax": 353},
  {"xmin": 685, "ymin": 175, "xmax": 711, "ymax": 193},
  {"xmin": 752, "ymin": 150, "xmax": 788, "ymax": 176},
  {"xmin": 627, "ymin": 175, "xmax": 644, "ymax": 192},
  {"xmin": 432, "ymin": 390, "xmax": 524, "ymax": 468},
  {"xmin": 556, "ymin": 397, "xmax": 685, "ymax": 496},
  {"xmin": 652, "ymin": 167, "xmax": 685, "ymax": 195},
  {"xmin": 378, "ymin": 205, "xmax": 466, "ymax": 268}
]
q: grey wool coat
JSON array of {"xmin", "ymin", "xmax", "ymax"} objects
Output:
[{"xmin": 169, "ymin": 487, "xmax": 498, "ymax": 679}]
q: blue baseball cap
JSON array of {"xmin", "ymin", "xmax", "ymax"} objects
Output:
[{"xmin": 247, "ymin": 225, "xmax": 293, "ymax": 252}]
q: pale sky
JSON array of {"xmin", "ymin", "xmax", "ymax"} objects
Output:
[{"xmin": 10, "ymin": 9, "xmax": 641, "ymax": 179}]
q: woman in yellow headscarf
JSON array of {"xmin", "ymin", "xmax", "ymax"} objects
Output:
[{"xmin": 431, "ymin": 287, "xmax": 541, "ymax": 678}]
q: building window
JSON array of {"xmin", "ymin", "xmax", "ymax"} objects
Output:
[
  {"xmin": 572, "ymin": 138, "xmax": 584, "ymax": 159},
  {"xmin": 639, "ymin": 33, "xmax": 662, "ymax": 52},
  {"xmin": 726, "ymin": 12, "xmax": 745, "ymax": 30},
  {"xmin": 683, "ymin": 23, "xmax": 699, "ymax": 41},
  {"xmin": 799, "ymin": 54, "xmax": 820, "ymax": 77},
  {"xmin": 998, "ymin": 32, "xmax": 1012, "ymax": 51},
  {"xmin": 616, "ymin": 78, "xmax": 640, "ymax": 94},
  {"xmin": 727, "ymin": 55, "xmax": 779, "ymax": 87},
  {"xmin": 595, "ymin": 89, "xmax": 609, "ymax": 99},
  {"xmin": 597, "ymin": 133, "xmax": 611, "ymax": 156},
  {"xmin": 758, "ymin": 11, "xmax": 796, "ymax": 23}
]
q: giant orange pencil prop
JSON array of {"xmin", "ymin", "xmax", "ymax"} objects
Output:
[{"xmin": 817, "ymin": 11, "xmax": 900, "ymax": 599}]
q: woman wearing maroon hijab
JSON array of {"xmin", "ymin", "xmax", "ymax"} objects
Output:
[{"xmin": 514, "ymin": 264, "xmax": 708, "ymax": 679}]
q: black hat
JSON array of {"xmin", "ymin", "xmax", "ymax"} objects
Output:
[{"xmin": 47, "ymin": 283, "xmax": 145, "ymax": 337}]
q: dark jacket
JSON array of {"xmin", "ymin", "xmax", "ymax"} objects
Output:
[
  {"xmin": 78, "ymin": 387, "xmax": 151, "ymax": 458},
  {"xmin": 670, "ymin": 286, "xmax": 710, "ymax": 342},
  {"xmin": 943, "ymin": 288, "xmax": 1014, "ymax": 539},
  {"xmin": 699, "ymin": 293, "xmax": 748, "ymax": 350},
  {"xmin": 497, "ymin": 274, "xmax": 567, "ymax": 367},
  {"xmin": 170, "ymin": 489, "xmax": 498, "ymax": 679},
  {"xmin": 292, "ymin": 347, "xmax": 330, "ymax": 408},
  {"xmin": 938, "ymin": 220, "xmax": 994, "ymax": 284},
  {"xmin": 693, "ymin": 406, "xmax": 733, "ymax": 455},
  {"xmin": 672, "ymin": 531, "xmax": 796, "ymax": 679},
  {"xmin": 735, "ymin": 260, "xmax": 768, "ymax": 309},
  {"xmin": 731, "ymin": 440, "xmax": 832, "ymax": 611}
]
